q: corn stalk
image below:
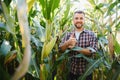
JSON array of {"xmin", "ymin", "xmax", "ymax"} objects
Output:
[
  {"xmin": 40, "ymin": 20, "xmax": 57, "ymax": 80},
  {"xmin": 39, "ymin": 0, "xmax": 59, "ymax": 79},
  {"xmin": 11, "ymin": 0, "xmax": 31, "ymax": 80}
]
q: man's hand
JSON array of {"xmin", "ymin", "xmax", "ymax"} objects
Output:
[
  {"xmin": 59, "ymin": 33, "xmax": 77, "ymax": 52},
  {"xmin": 67, "ymin": 33, "xmax": 77, "ymax": 49}
]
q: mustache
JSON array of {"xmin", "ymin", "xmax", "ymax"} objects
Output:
[
  {"xmin": 76, "ymin": 22, "xmax": 82, "ymax": 24},
  {"xmin": 75, "ymin": 24, "xmax": 83, "ymax": 26}
]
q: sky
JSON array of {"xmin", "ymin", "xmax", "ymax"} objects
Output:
[{"xmin": 71, "ymin": 0, "xmax": 91, "ymax": 11}]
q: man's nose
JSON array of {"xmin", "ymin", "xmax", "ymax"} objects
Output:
[{"xmin": 77, "ymin": 19, "xmax": 81, "ymax": 21}]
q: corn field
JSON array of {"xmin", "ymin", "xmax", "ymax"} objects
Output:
[{"xmin": 0, "ymin": 0, "xmax": 120, "ymax": 80}]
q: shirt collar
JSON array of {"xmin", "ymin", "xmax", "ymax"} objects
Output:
[
  {"xmin": 72, "ymin": 28, "xmax": 88, "ymax": 33},
  {"xmin": 82, "ymin": 29, "xmax": 88, "ymax": 33},
  {"xmin": 70, "ymin": 25, "xmax": 89, "ymax": 33}
]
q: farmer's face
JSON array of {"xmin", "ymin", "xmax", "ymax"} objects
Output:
[{"xmin": 73, "ymin": 13, "xmax": 85, "ymax": 29}]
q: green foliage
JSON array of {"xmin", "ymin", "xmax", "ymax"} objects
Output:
[
  {"xmin": 114, "ymin": 39, "xmax": 120, "ymax": 55},
  {"xmin": 0, "ymin": 0, "xmax": 120, "ymax": 80},
  {"xmin": 1, "ymin": 1, "xmax": 15, "ymax": 34},
  {"xmin": 3, "ymin": 0, "xmax": 12, "ymax": 7},
  {"xmin": 0, "ymin": 40, "xmax": 11, "ymax": 55},
  {"xmin": 39, "ymin": 0, "xmax": 60, "ymax": 20},
  {"xmin": 0, "ymin": 64, "xmax": 11, "ymax": 80},
  {"xmin": 106, "ymin": 0, "xmax": 120, "ymax": 16},
  {"xmin": 106, "ymin": 59, "xmax": 120, "ymax": 80},
  {"xmin": 79, "ymin": 56, "xmax": 105, "ymax": 80},
  {"xmin": 0, "ymin": 23, "xmax": 6, "ymax": 30}
]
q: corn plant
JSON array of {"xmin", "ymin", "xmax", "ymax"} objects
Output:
[
  {"xmin": 0, "ymin": 0, "xmax": 120, "ymax": 80},
  {"xmin": 38, "ymin": 0, "xmax": 72, "ymax": 79},
  {"xmin": 79, "ymin": 0, "xmax": 120, "ymax": 80},
  {"xmin": 0, "ymin": 0, "xmax": 31, "ymax": 80}
]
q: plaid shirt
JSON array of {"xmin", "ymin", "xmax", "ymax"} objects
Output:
[{"xmin": 59, "ymin": 29, "xmax": 97, "ymax": 75}]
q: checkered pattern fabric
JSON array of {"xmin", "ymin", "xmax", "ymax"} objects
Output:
[{"xmin": 59, "ymin": 29, "xmax": 97, "ymax": 75}]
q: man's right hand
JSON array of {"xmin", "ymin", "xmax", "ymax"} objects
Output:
[{"xmin": 66, "ymin": 33, "xmax": 77, "ymax": 49}]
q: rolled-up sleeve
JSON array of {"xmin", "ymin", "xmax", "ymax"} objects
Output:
[{"xmin": 89, "ymin": 33, "xmax": 98, "ymax": 53}]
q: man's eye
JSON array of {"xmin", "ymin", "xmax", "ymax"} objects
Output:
[
  {"xmin": 75, "ymin": 17, "xmax": 78, "ymax": 19},
  {"xmin": 80, "ymin": 18, "xmax": 83, "ymax": 19}
]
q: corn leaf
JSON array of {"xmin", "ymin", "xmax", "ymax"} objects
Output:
[
  {"xmin": 78, "ymin": 56, "xmax": 105, "ymax": 80},
  {"xmin": 0, "ymin": 40, "xmax": 11, "ymax": 56},
  {"xmin": 106, "ymin": 60, "xmax": 120, "ymax": 80},
  {"xmin": 27, "ymin": 0, "xmax": 35, "ymax": 13},
  {"xmin": 45, "ymin": 37, "xmax": 57, "ymax": 57},
  {"xmin": 1, "ymin": 1, "xmax": 15, "ymax": 34},
  {"xmin": 114, "ymin": 39, "xmax": 120, "ymax": 54},
  {"xmin": 4, "ymin": 50, "xmax": 17, "ymax": 65},
  {"xmin": 106, "ymin": 0, "xmax": 120, "ymax": 16}
]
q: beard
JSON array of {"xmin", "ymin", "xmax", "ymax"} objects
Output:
[{"xmin": 74, "ymin": 23, "xmax": 83, "ymax": 29}]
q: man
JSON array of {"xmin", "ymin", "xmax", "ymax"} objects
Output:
[{"xmin": 59, "ymin": 11, "xmax": 98, "ymax": 80}]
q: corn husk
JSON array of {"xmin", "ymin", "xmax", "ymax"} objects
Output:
[{"xmin": 107, "ymin": 33, "xmax": 114, "ymax": 59}]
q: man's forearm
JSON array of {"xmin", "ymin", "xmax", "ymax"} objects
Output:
[
  {"xmin": 59, "ymin": 41, "xmax": 69, "ymax": 52},
  {"xmin": 78, "ymin": 48, "xmax": 91, "ymax": 56}
]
